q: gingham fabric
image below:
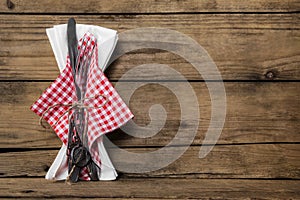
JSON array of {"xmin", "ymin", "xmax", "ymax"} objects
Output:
[{"xmin": 30, "ymin": 32, "xmax": 133, "ymax": 180}]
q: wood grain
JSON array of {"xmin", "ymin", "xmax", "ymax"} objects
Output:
[
  {"xmin": 1, "ymin": 144, "xmax": 299, "ymax": 179},
  {"xmin": 0, "ymin": 82, "xmax": 299, "ymax": 148},
  {"xmin": 0, "ymin": 0, "xmax": 299, "ymax": 13},
  {"xmin": 0, "ymin": 14, "xmax": 299, "ymax": 81},
  {"xmin": 0, "ymin": 0, "xmax": 299, "ymax": 199},
  {"xmin": 1, "ymin": 177, "xmax": 299, "ymax": 199}
]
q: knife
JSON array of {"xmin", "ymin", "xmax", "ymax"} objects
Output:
[
  {"xmin": 67, "ymin": 18, "xmax": 81, "ymax": 182},
  {"xmin": 66, "ymin": 18, "xmax": 99, "ymax": 182}
]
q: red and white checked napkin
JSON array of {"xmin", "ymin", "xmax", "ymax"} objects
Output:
[{"xmin": 30, "ymin": 32, "xmax": 133, "ymax": 180}]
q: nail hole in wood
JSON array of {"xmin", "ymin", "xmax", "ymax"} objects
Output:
[
  {"xmin": 265, "ymin": 71, "xmax": 275, "ymax": 80},
  {"xmin": 7, "ymin": 0, "xmax": 15, "ymax": 10}
]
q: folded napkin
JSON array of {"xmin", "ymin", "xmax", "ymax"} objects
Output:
[
  {"xmin": 32, "ymin": 24, "xmax": 129, "ymax": 181},
  {"xmin": 47, "ymin": 24, "xmax": 118, "ymax": 72}
]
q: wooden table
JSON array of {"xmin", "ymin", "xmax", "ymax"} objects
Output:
[{"xmin": 1, "ymin": 0, "xmax": 299, "ymax": 199}]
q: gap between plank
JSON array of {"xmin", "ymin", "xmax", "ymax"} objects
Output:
[
  {"xmin": 1, "ymin": 142, "xmax": 300, "ymax": 153},
  {"xmin": 0, "ymin": 11, "xmax": 299, "ymax": 15},
  {"xmin": 2, "ymin": 176, "xmax": 300, "ymax": 180},
  {"xmin": 0, "ymin": 80, "xmax": 300, "ymax": 83}
]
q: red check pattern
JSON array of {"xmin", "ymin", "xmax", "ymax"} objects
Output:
[{"xmin": 30, "ymin": 32, "xmax": 133, "ymax": 180}]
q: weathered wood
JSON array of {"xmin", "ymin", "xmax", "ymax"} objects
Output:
[
  {"xmin": 1, "ymin": 177, "xmax": 299, "ymax": 199},
  {"xmin": 0, "ymin": 0, "xmax": 299, "ymax": 13},
  {"xmin": 0, "ymin": 14, "xmax": 299, "ymax": 80},
  {"xmin": 0, "ymin": 1, "xmax": 299, "ymax": 200},
  {"xmin": 0, "ymin": 82, "xmax": 299, "ymax": 148},
  {"xmin": 1, "ymin": 144, "xmax": 299, "ymax": 179}
]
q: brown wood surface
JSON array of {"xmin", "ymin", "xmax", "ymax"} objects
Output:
[
  {"xmin": 1, "ymin": 144, "xmax": 299, "ymax": 179},
  {"xmin": 1, "ymin": 1, "xmax": 299, "ymax": 199},
  {"xmin": 1, "ymin": 178, "xmax": 299, "ymax": 199},
  {"xmin": 0, "ymin": 82, "xmax": 299, "ymax": 148},
  {"xmin": 0, "ymin": 14, "xmax": 299, "ymax": 81},
  {"xmin": 1, "ymin": 0, "xmax": 299, "ymax": 13}
]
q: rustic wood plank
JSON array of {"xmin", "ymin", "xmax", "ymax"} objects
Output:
[
  {"xmin": 0, "ymin": 14, "xmax": 299, "ymax": 80},
  {"xmin": 1, "ymin": 177, "xmax": 299, "ymax": 199},
  {"xmin": 0, "ymin": 0, "xmax": 299, "ymax": 13},
  {"xmin": 1, "ymin": 144, "xmax": 299, "ymax": 179},
  {"xmin": 0, "ymin": 82, "xmax": 299, "ymax": 148}
]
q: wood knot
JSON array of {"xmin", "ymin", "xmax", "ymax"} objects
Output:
[
  {"xmin": 265, "ymin": 71, "xmax": 275, "ymax": 80},
  {"xmin": 6, "ymin": 0, "xmax": 15, "ymax": 9},
  {"xmin": 22, "ymin": 190, "xmax": 34, "ymax": 194},
  {"xmin": 42, "ymin": 165, "xmax": 50, "ymax": 172}
]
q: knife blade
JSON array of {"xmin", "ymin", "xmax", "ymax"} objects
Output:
[
  {"xmin": 67, "ymin": 18, "xmax": 81, "ymax": 99},
  {"xmin": 67, "ymin": 18, "xmax": 77, "ymax": 77}
]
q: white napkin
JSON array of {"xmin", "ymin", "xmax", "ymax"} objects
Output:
[{"xmin": 45, "ymin": 24, "xmax": 118, "ymax": 180}]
